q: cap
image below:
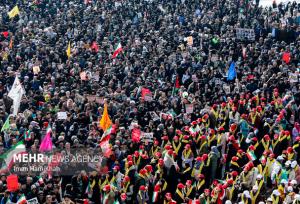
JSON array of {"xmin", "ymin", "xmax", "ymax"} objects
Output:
[
  {"xmin": 139, "ymin": 185, "xmax": 146, "ymax": 191},
  {"xmin": 103, "ymin": 185, "xmax": 111, "ymax": 191},
  {"xmin": 264, "ymin": 135, "xmax": 270, "ymax": 140},
  {"xmin": 177, "ymin": 183, "xmax": 185, "ymax": 189},
  {"xmin": 113, "ymin": 166, "xmax": 120, "ymax": 171},
  {"xmin": 186, "ymin": 180, "xmax": 192, "ymax": 186}
]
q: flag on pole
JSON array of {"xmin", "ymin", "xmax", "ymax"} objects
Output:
[
  {"xmin": 131, "ymin": 127, "xmax": 141, "ymax": 143},
  {"xmin": 66, "ymin": 42, "xmax": 71, "ymax": 58},
  {"xmin": 8, "ymin": 6, "xmax": 20, "ymax": 19},
  {"xmin": 99, "ymin": 103, "xmax": 112, "ymax": 131},
  {"xmin": 1, "ymin": 116, "xmax": 10, "ymax": 132},
  {"xmin": 39, "ymin": 126, "xmax": 53, "ymax": 152},
  {"xmin": 172, "ymin": 75, "xmax": 181, "ymax": 95},
  {"xmin": 100, "ymin": 135, "xmax": 112, "ymax": 158},
  {"xmin": 227, "ymin": 61, "xmax": 236, "ymax": 81},
  {"xmin": 112, "ymin": 43, "xmax": 123, "ymax": 59},
  {"xmin": 17, "ymin": 194, "xmax": 27, "ymax": 204}
]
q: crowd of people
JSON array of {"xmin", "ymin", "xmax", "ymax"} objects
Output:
[{"xmin": 0, "ymin": 0, "xmax": 300, "ymax": 203}]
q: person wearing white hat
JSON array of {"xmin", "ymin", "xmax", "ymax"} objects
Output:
[
  {"xmin": 289, "ymin": 161, "xmax": 298, "ymax": 181},
  {"xmin": 250, "ymin": 185, "xmax": 263, "ymax": 204},
  {"xmin": 225, "ymin": 200, "xmax": 232, "ymax": 204},
  {"xmin": 266, "ymin": 197, "xmax": 272, "ymax": 204},
  {"xmin": 284, "ymin": 186, "xmax": 295, "ymax": 204},
  {"xmin": 271, "ymin": 189, "xmax": 280, "ymax": 204},
  {"xmin": 238, "ymin": 190, "xmax": 251, "ymax": 204}
]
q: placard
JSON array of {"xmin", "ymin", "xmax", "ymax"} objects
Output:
[
  {"xmin": 57, "ymin": 112, "xmax": 67, "ymax": 120},
  {"xmin": 80, "ymin": 71, "xmax": 87, "ymax": 81},
  {"xmin": 223, "ymin": 84, "xmax": 231, "ymax": 94},
  {"xmin": 141, "ymin": 132, "xmax": 154, "ymax": 142},
  {"xmin": 32, "ymin": 66, "xmax": 40, "ymax": 74},
  {"xmin": 211, "ymin": 54, "xmax": 219, "ymax": 62},
  {"xmin": 144, "ymin": 94, "xmax": 153, "ymax": 101},
  {"xmin": 236, "ymin": 28, "xmax": 255, "ymax": 41},
  {"xmin": 289, "ymin": 73, "xmax": 298, "ymax": 83},
  {"xmin": 187, "ymin": 36, "xmax": 193, "ymax": 46},
  {"xmin": 27, "ymin": 198, "xmax": 39, "ymax": 204},
  {"xmin": 185, "ymin": 104, "xmax": 194, "ymax": 113}
]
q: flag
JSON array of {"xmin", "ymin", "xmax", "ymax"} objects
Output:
[
  {"xmin": 141, "ymin": 88, "xmax": 152, "ymax": 100},
  {"xmin": 131, "ymin": 127, "xmax": 141, "ymax": 143},
  {"xmin": 99, "ymin": 103, "xmax": 112, "ymax": 131},
  {"xmin": 242, "ymin": 47, "xmax": 246, "ymax": 58},
  {"xmin": 85, "ymin": 181, "xmax": 93, "ymax": 198},
  {"xmin": 39, "ymin": 126, "xmax": 53, "ymax": 152},
  {"xmin": 112, "ymin": 43, "xmax": 123, "ymax": 59},
  {"xmin": 8, "ymin": 6, "xmax": 20, "ymax": 19},
  {"xmin": 172, "ymin": 75, "xmax": 180, "ymax": 95},
  {"xmin": 188, "ymin": 199, "xmax": 200, "ymax": 204},
  {"xmin": 7, "ymin": 175, "xmax": 19, "ymax": 192},
  {"xmin": 100, "ymin": 135, "xmax": 112, "ymax": 158},
  {"xmin": 2, "ymin": 31, "xmax": 9, "ymax": 38},
  {"xmin": 247, "ymin": 151, "xmax": 257, "ymax": 161},
  {"xmin": 227, "ymin": 61, "xmax": 236, "ymax": 81},
  {"xmin": 91, "ymin": 41, "xmax": 99, "ymax": 52},
  {"xmin": 282, "ymin": 52, "xmax": 291, "ymax": 64},
  {"xmin": 66, "ymin": 42, "xmax": 71, "ymax": 58},
  {"xmin": 23, "ymin": 129, "xmax": 31, "ymax": 141},
  {"xmin": 9, "ymin": 37, "xmax": 13, "ymax": 49},
  {"xmin": 17, "ymin": 194, "xmax": 27, "ymax": 204},
  {"xmin": 100, "ymin": 125, "xmax": 113, "ymax": 142},
  {"xmin": 152, "ymin": 192, "xmax": 159, "ymax": 203},
  {"xmin": 1, "ymin": 116, "xmax": 10, "ymax": 132},
  {"xmin": 8, "ymin": 75, "xmax": 25, "ymax": 116},
  {"xmin": 0, "ymin": 141, "xmax": 26, "ymax": 170}
]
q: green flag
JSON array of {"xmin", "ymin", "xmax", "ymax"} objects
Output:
[{"xmin": 1, "ymin": 116, "xmax": 10, "ymax": 132}]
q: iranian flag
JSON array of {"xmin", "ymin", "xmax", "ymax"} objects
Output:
[
  {"xmin": 188, "ymin": 199, "xmax": 200, "ymax": 204},
  {"xmin": 247, "ymin": 151, "xmax": 257, "ymax": 161},
  {"xmin": 17, "ymin": 194, "xmax": 27, "ymax": 204},
  {"xmin": 112, "ymin": 43, "xmax": 123, "ymax": 59},
  {"xmin": 152, "ymin": 192, "xmax": 159, "ymax": 203},
  {"xmin": 100, "ymin": 125, "xmax": 113, "ymax": 142},
  {"xmin": 100, "ymin": 134, "xmax": 112, "ymax": 158},
  {"xmin": 0, "ymin": 141, "xmax": 26, "ymax": 170}
]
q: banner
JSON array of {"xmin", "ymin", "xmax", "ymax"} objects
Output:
[{"xmin": 236, "ymin": 28, "xmax": 255, "ymax": 41}]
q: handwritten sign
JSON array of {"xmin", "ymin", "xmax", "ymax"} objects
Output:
[{"xmin": 236, "ymin": 28, "xmax": 255, "ymax": 41}]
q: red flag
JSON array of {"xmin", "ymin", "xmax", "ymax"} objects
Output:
[
  {"xmin": 175, "ymin": 75, "xmax": 180, "ymax": 89},
  {"xmin": 91, "ymin": 41, "xmax": 99, "ymax": 53},
  {"xmin": 7, "ymin": 175, "xmax": 19, "ymax": 192},
  {"xmin": 131, "ymin": 127, "xmax": 141, "ymax": 143},
  {"xmin": 141, "ymin": 88, "xmax": 151, "ymax": 99},
  {"xmin": 2, "ymin": 31, "xmax": 9, "ymax": 38},
  {"xmin": 112, "ymin": 43, "xmax": 123, "ymax": 59},
  {"xmin": 282, "ymin": 52, "xmax": 291, "ymax": 64},
  {"xmin": 47, "ymin": 152, "xmax": 62, "ymax": 179}
]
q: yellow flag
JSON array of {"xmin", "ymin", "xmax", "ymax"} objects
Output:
[
  {"xmin": 99, "ymin": 103, "xmax": 112, "ymax": 131},
  {"xmin": 8, "ymin": 6, "xmax": 20, "ymax": 19},
  {"xmin": 66, "ymin": 42, "xmax": 71, "ymax": 58}
]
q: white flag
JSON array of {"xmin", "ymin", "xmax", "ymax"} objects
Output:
[{"xmin": 8, "ymin": 76, "xmax": 25, "ymax": 116}]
